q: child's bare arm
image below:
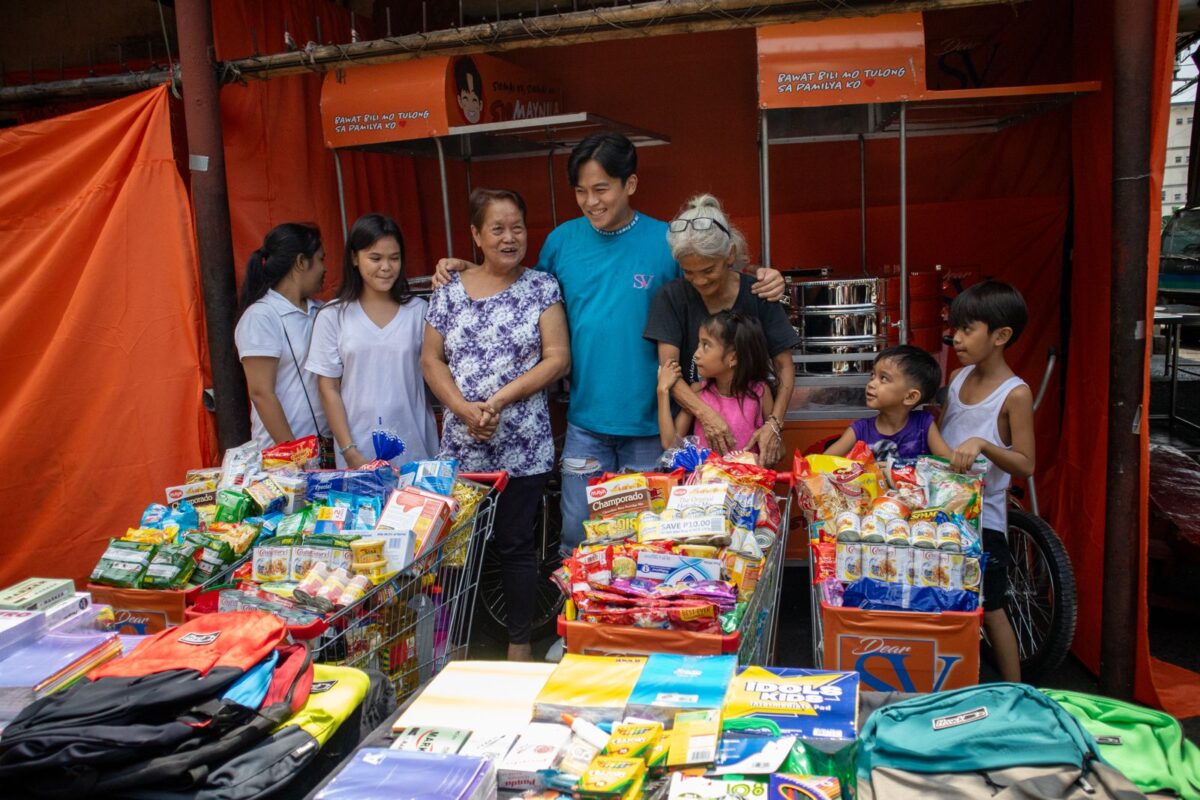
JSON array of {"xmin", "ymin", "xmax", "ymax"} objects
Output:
[
  {"xmin": 657, "ymin": 363, "xmax": 683, "ymax": 450},
  {"xmin": 926, "ymin": 420, "xmax": 954, "ymax": 460},
  {"xmin": 824, "ymin": 427, "xmax": 858, "ymax": 457},
  {"xmin": 950, "ymin": 385, "xmax": 1036, "ymax": 478}
]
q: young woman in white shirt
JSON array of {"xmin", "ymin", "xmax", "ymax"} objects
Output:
[
  {"xmin": 234, "ymin": 223, "xmax": 331, "ymax": 451},
  {"xmin": 306, "ymin": 214, "xmax": 438, "ymax": 469}
]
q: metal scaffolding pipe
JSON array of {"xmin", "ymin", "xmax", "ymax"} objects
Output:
[
  {"xmin": 0, "ymin": 0, "xmax": 1024, "ymax": 107},
  {"xmin": 174, "ymin": 0, "xmax": 250, "ymax": 450},
  {"xmin": 760, "ymin": 111, "xmax": 772, "ymax": 267},
  {"xmin": 1101, "ymin": 0, "xmax": 1154, "ymax": 700},
  {"xmin": 434, "ymin": 137, "xmax": 454, "ymax": 258}
]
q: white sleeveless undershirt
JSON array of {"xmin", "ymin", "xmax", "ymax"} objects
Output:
[{"xmin": 940, "ymin": 365, "xmax": 1028, "ymax": 531}]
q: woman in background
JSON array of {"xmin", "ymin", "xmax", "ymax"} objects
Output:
[{"xmin": 234, "ymin": 222, "xmax": 330, "ymax": 451}]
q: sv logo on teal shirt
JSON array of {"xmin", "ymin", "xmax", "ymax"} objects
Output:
[{"xmin": 633, "ymin": 274, "xmax": 655, "ymax": 289}]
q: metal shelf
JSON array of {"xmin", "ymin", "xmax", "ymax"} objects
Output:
[
  {"xmin": 785, "ymin": 407, "xmax": 875, "ymax": 421},
  {"xmin": 793, "ymin": 373, "xmax": 871, "ymax": 388},
  {"xmin": 792, "ymin": 352, "xmax": 880, "ymax": 364},
  {"xmin": 344, "ymin": 112, "xmax": 670, "ymax": 161},
  {"xmin": 761, "ymin": 82, "xmax": 1101, "ymax": 145}
]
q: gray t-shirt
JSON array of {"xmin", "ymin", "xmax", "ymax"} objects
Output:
[{"xmin": 643, "ymin": 273, "xmax": 799, "ymax": 382}]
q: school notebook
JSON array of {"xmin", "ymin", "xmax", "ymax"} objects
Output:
[{"xmin": 315, "ymin": 748, "xmax": 495, "ymax": 800}]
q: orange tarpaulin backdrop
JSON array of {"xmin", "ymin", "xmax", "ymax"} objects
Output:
[
  {"xmin": 211, "ymin": 0, "xmax": 434, "ymax": 290},
  {"xmin": 0, "ymin": 85, "xmax": 216, "ymax": 589}
]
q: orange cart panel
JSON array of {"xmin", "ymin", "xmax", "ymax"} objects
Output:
[{"xmin": 821, "ymin": 602, "xmax": 980, "ymax": 693}]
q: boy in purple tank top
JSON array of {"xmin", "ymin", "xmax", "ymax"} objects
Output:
[{"xmin": 825, "ymin": 345, "xmax": 952, "ymax": 462}]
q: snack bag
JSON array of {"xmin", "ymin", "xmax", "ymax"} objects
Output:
[
  {"xmin": 305, "ymin": 461, "xmax": 399, "ymax": 505},
  {"xmin": 186, "ymin": 532, "xmax": 236, "ymax": 583},
  {"xmin": 811, "ymin": 542, "xmax": 836, "ymax": 583},
  {"xmin": 206, "ymin": 522, "xmax": 258, "ymax": 555},
  {"xmin": 123, "ymin": 526, "xmax": 174, "ymax": 546},
  {"xmin": 90, "ymin": 539, "xmax": 158, "ymax": 588},
  {"xmin": 692, "ymin": 454, "xmax": 776, "ymax": 491},
  {"xmin": 794, "ymin": 452, "xmax": 881, "ymax": 523},
  {"xmin": 583, "ymin": 514, "xmax": 640, "ymax": 543},
  {"xmin": 142, "ymin": 543, "xmax": 200, "ymax": 589},
  {"xmin": 139, "ymin": 501, "xmax": 198, "ymax": 542},
  {"xmin": 440, "ymin": 478, "xmax": 490, "ymax": 569},
  {"xmin": 886, "ymin": 459, "xmax": 926, "ymax": 508},
  {"xmin": 217, "ymin": 441, "xmax": 261, "ymax": 492},
  {"xmin": 917, "ymin": 456, "xmax": 982, "ymax": 522},
  {"xmin": 215, "ymin": 489, "xmax": 251, "ymax": 523},
  {"xmin": 847, "ymin": 440, "xmax": 888, "ymax": 496},
  {"xmin": 261, "ymin": 435, "xmax": 319, "ymax": 470}
]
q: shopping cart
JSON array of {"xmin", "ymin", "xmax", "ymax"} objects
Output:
[
  {"xmin": 556, "ymin": 473, "xmax": 793, "ymax": 666},
  {"xmin": 308, "ymin": 471, "xmax": 507, "ymax": 701}
]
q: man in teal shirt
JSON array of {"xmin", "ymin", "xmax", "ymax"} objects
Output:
[{"xmin": 438, "ymin": 133, "xmax": 784, "ymax": 553}]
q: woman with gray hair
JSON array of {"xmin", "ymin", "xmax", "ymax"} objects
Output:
[{"xmin": 643, "ymin": 194, "xmax": 798, "ymax": 465}]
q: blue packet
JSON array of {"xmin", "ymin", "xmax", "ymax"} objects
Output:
[
  {"xmin": 398, "ymin": 460, "xmax": 458, "ymax": 496},
  {"xmin": 305, "ymin": 463, "xmax": 398, "ymax": 504},
  {"xmin": 842, "ymin": 576, "xmax": 979, "ymax": 613}
]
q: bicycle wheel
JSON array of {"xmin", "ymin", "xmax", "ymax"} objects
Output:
[
  {"xmin": 475, "ymin": 489, "xmax": 565, "ymax": 644},
  {"xmin": 1005, "ymin": 509, "xmax": 1078, "ymax": 678}
]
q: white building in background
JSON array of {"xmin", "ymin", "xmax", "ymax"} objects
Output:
[{"xmin": 1164, "ymin": 101, "xmax": 1194, "ymax": 220}]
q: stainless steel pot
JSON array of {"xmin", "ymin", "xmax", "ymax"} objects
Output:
[
  {"xmin": 798, "ymin": 336, "xmax": 887, "ymax": 375},
  {"xmin": 800, "ymin": 309, "xmax": 888, "ymax": 339},
  {"xmin": 796, "ymin": 278, "xmax": 885, "ymax": 312}
]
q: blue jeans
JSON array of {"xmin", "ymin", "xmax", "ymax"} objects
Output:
[{"xmin": 559, "ymin": 423, "xmax": 663, "ymax": 556}]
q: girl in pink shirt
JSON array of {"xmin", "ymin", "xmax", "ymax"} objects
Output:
[{"xmin": 657, "ymin": 310, "xmax": 776, "ymax": 455}]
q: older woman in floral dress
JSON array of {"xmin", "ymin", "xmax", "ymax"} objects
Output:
[{"xmin": 421, "ymin": 188, "xmax": 570, "ymax": 661}]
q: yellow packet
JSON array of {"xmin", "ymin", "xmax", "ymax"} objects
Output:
[
  {"xmin": 667, "ymin": 709, "xmax": 720, "ymax": 768},
  {"xmin": 577, "ymin": 755, "xmax": 646, "ymax": 799},
  {"xmin": 123, "ymin": 527, "xmax": 172, "ymax": 545},
  {"xmin": 603, "ymin": 721, "xmax": 663, "ymax": 760}
]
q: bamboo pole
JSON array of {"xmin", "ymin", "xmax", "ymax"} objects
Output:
[{"xmin": 0, "ymin": 0, "xmax": 1022, "ymax": 107}]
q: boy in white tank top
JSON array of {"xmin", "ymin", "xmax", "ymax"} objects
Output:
[{"xmin": 940, "ymin": 281, "xmax": 1036, "ymax": 683}]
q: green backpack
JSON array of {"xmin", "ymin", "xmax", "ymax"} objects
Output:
[{"xmin": 1043, "ymin": 689, "xmax": 1200, "ymax": 800}]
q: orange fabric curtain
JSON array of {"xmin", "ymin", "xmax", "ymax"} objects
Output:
[{"xmin": 0, "ymin": 85, "xmax": 216, "ymax": 587}]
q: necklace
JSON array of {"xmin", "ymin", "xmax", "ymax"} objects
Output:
[{"xmin": 594, "ymin": 213, "xmax": 639, "ymax": 236}]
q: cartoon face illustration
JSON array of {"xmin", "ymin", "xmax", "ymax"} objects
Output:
[{"xmin": 454, "ymin": 57, "xmax": 483, "ymax": 124}]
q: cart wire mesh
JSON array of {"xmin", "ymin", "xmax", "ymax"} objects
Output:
[
  {"xmin": 736, "ymin": 476, "xmax": 793, "ymax": 666},
  {"xmin": 310, "ymin": 472, "xmax": 506, "ymax": 701}
]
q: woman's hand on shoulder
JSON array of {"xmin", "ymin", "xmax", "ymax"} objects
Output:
[
  {"xmin": 749, "ymin": 266, "xmax": 786, "ymax": 302},
  {"xmin": 432, "ymin": 258, "xmax": 476, "ymax": 288}
]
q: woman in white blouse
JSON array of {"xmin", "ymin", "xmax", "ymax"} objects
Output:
[
  {"xmin": 306, "ymin": 214, "xmax": 438, "ymax": 468},
  {"xmin": 234, "ymin": 223, "xmax": 330, "ymax": 451}
]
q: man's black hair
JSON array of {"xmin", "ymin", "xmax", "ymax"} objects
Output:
[
  {"xmin": 454, "ymin": 56, "xmax": 482, "ymax": 95},
  {"xmin": 948, "ymin": 280, "xmax": 1029, "ymax": 348},
  {"xmin": 567, "ymin": 132, "xmax": 637, "ymax": 187},
  {"xmin": 874, "ymin": 344, "xmax": 942, "ymax": 405}
]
